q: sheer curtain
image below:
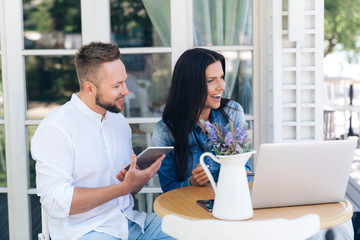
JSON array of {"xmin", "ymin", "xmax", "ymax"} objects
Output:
[
  {"xmin": 142, "ymin": 0, "xmax": 171, "ymax": 47},
  {"xmin": 193, "ymin": 0, "xmax": 253, "ymax": 113}
]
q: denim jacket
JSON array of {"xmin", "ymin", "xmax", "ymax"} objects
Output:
[{"xmin": 151, "ymin": 100, "xmax": 251, "ymax": 192}]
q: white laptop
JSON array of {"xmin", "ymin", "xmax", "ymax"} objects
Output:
[{"xmin": 251, "ymin": 139, "xmax": 357, "ymax": 209}]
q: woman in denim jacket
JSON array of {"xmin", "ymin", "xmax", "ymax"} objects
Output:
[{"xmin": 151, "ymin": 48, "xmax": 251, "ymax": 193}]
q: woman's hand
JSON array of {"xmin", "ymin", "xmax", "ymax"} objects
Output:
[{"xmin": 189, "ymin": 163, "xmax": 209, "ymax": 186}]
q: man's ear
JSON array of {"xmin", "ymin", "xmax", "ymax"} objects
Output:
[{"xmin": 83, "ymin": 81, "xmax": 96, "ymax": 94}]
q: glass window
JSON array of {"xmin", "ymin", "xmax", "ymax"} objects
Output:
[
  {"xmin": 193, "ymin": 0, "xmax": 253, "ymax": 46},
  {"xmin": 0, "ymin": 61, "xmax": 4, "ymax": 188},
  {"xmin": 130, "ymin": 123, "xmax": 157, "ymax": 155},
  {"xmin": 246, "ymin": 120, "xmax": 254, "ymax": 171},
  {"xmin": 0, "ymin": 194, "xmax": 9, "ymax": 239},
  {"xmin": 122, "ymin": 53, "xmax": 171, "ymax": 118},
  {"xmin": 110, "ymin": 0, "xmax": 170, "ymax": 47},
  {"xmin": 25, "ymin": 54, "xmax": 171, "ymax": 119},
  {"xmin": 23, "ymin": 0, "xmax": 82, "ymax": 49},
  {"xmin": 28, "ymin": 126, "xmax": 37, "ymax": 188},
  {"xmin": 0, "ymin": 59, "xmax": 3, "ymax": 119},
  {"xmin": 25, "ymin": 56, "xmax": 78, "ymax": 119},
  {"xmin": 221, "ymin": 51, "xmax": 253, "ymax": 115},
  {"xmin": 30, "ymin": 194, "xmax": 42, "ymax": 240},
  {"xmin": 0, "ymin": 125, "xmax": 5, "ymax": 188}
]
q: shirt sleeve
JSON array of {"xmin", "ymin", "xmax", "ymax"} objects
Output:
[
  {"xmin": 151, "ymin": 121, "xmax": 190, "ymax": 192},
  {"xmin": 31, "ymin": 124, "xmax": 75, "ymax": 218}
]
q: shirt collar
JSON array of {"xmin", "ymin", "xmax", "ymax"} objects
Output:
[{"xmin": 71, "ymin": 93, "xmax": 104, "ymax": 122}]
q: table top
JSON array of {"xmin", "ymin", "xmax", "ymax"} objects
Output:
[{"xmin": 154, "ymin": 184, "xmax": 353, "ymax": 230}]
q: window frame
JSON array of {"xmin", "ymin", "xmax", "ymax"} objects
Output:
[{"xmin": 0, "ymin": 0, "xmax": 260, "ymax": 238}]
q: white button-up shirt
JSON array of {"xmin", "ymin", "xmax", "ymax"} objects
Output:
[{"xmin": 31, "ymin": 94, "xmax": 146, "ymax": 240}]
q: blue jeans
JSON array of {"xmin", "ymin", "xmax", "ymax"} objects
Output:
[{"xmin": 78, "ymin": 213, "xmax": 173, "ymax": 240}]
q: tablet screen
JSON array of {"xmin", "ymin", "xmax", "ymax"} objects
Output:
[{"xmin": 124, "ymin": 146, "xmax": 174, "ymax": 170}]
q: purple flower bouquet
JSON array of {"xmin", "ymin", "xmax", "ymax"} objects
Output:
[{"xmin": 201, "ymin": 120, "xmax": 252, "ymax": 155}]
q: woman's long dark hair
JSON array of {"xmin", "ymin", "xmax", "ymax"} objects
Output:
[{"xmin": 163, "ymin": 48, "xmax": 230, "ymax": 180}]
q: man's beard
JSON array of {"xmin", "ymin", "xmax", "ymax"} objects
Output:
[{"xmin": 95, "ymin": 91, "xmax": 123, "ymax": 113}]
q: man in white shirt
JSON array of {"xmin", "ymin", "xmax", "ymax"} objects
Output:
[{"xmin": 31, "ymin": 42, "xmax": 173, "ymax": 240}]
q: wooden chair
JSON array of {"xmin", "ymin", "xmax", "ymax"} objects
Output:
[{"xmin": 162, "ymin": 214, "xmax": 320, "ymax": 240}]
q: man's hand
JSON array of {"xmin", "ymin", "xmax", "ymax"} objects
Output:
[
  {"xmin": 121, "ymin": 153, "xmax": 164, "ymax": 193},
  {"xmin": 69, "ymin": 153, "xmax": 164, "ymax": 215},
  {"xmin": 116, "ymin": 164, "xmax": 140, "ymax": 182},
  {"xmin": 189, "ymin": 163, "xmax": 209, "ymax": 186},
  {"xmin": 116, "ymin": 169, "xmax": 127, "ymax": 182}
]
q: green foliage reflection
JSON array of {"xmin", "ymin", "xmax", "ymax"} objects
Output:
[
  {"xmin": 0, "ymin": 60, "xmax": 3, "ymax": 118},
  {"xmin": 23, "ymin": 0, "xmax": 81, "ymax": 33},
  {"xmin": 111, "ymin": 0, "xmax": 162, "ymax": 47},
  {"xmin": 0, "ymin": 126, "xmax": 6, "ymax": 187},
  {"xmin": 23, "ymin": 0, "xmax": 81, "ymax": 49},
  {"xmin": 26, "ymin": 56, "xmax": 78, "ymax": 104}
]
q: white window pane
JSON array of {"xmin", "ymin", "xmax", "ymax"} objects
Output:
[
  {"xmin": 23, "ymin": 0, "xmax": 82, "ymax": 49},
  {"xmin": 130, "ymin": 123, "xmax": 156, "ymax": 154},
  {"xmin": 220, "ymin": 51, "xmax": 253, "ymax": 115},
  {"xmin": 193, "ymin": 0, "xmax": 253, "ymax": 46},
  {"xmin": 246, "ymin": 120, "xmax": 254, "ymax": 171},
  {"xmin": 25, "ymin": 56, "xmax": 78, "ymax": 119},
  {"xmin": 27, "ymin": 125, "xmax": 37, "ymax": 188},
  {"xmin": 0, "ymin": 126, "xmax": 5, "ymax": 187},
  {"xmin": 0, "ymin": 59, "xmax": 3, "ymax": 119},
  {"xmin": 0, "ymin": 194, "xmax": 9, "ymax": 239},
  {"xmin": 30, "ymin": 194, "xmax": 42, "ymax": 240},
  {"xmin": 122, "ymin": 53, "xmax": 171, "ymax": 118},
  {"xmin": 111, "ymin": 0, "xmax": 170, "ymax": 47}
]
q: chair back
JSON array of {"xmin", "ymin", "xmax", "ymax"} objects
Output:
[
  {"xmin": 38, "ymin": 207, "xmax": 49, "ymax": 240},
  {"xmin": 162, "ymin": 214, "xmax": 320, "ymax": 240}
]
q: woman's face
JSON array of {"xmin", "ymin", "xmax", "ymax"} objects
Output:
[{"xmin": 204, "ymin": 60, "xmax": 226, "ymax": 111}]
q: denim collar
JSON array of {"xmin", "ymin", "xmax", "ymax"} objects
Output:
[
  {"xmin": 194, "ymin": 107, "xmax": 229, "ymax": 132},
  {"xmin": 210, "ymin": 107, "xmax": 229, "ymax": 125}
]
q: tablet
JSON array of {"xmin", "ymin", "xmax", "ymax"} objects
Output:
[{"xmin": 124, "ymin": 146, "xmax": 174, "ymax": 170}]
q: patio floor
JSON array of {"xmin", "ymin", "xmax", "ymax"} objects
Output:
[{"xmin": 346, "ymin": 148, "xmax": 360, "ymax": 212}]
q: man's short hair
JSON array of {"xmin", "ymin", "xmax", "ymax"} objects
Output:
[{"xmin": 74, "ymin": 42, "xmax": 121, "ymax": 89}]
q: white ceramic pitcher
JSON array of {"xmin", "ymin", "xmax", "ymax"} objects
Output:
[{"xmin": 199, "ymin": 151, "xmax": 256, "ymax": 220}]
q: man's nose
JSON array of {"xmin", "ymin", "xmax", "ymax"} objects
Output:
[{"xmin": 122, "ymin": 83, "xmax": 130, "ymax": 96}]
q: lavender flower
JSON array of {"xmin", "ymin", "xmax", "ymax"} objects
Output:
[
  {"xmin": 236, "ymin": 126, "xmax": 247, "ymax": 143},
  {"xmin": 236, "ymin": 144, "xmax": 242, "ymax": 153},
  {"xmin": 224, "ymin": 131, "xmax": 235, "ymax": 145},
  {"xmin": 202, "ymin": 120, "xmax": 252, "ymax": 155},
  {"xmin": 201, "ymin": 120, "xmax": 219, "ymax": 142}
]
